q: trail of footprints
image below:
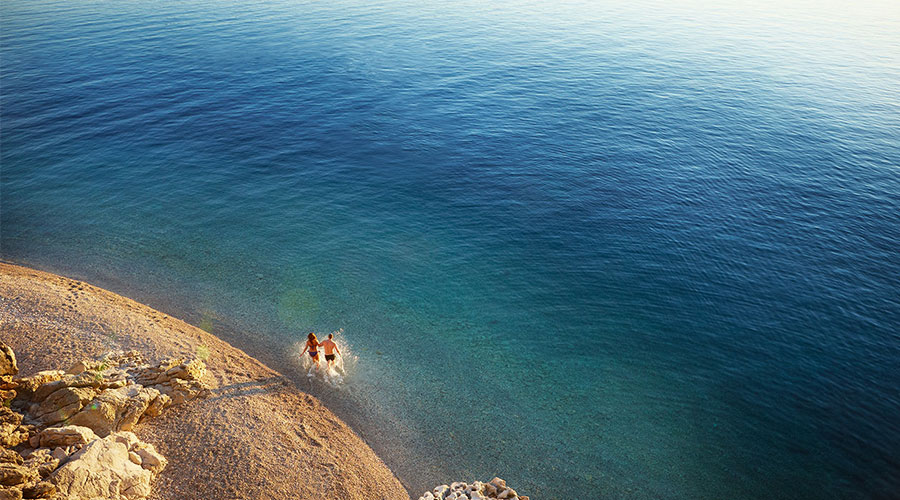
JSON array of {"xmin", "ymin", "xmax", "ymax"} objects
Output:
[{"xmin": 64, "ymin": 280, "xmax": 85, "ymax": 312}]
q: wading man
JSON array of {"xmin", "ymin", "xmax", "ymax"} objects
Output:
[{"xmin": 319, "ymin": 333, "xmax": 341, "ymax": 370}]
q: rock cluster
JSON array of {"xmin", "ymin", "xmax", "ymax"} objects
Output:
[
  {"xmin": 419, "ymin": 477, "xmax": 529, "ymax": 500},
  {"xmin": 0, "ymin": 341, "xmax": 209, "ymax": 500}
]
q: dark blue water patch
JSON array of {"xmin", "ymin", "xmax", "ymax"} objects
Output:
[{"xmin": 3, "ymin": 0, "xmax": 900, "ymax": 498}]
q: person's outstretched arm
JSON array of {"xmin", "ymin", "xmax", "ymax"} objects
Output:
[{"xmin": 300, "ymin": 343, "xmax": 308, "ymax": 355}]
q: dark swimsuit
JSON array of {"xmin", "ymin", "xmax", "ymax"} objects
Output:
[
  {"xmin": 325, "ymin": 354, "xmax": 335, "ymax": 361},
  {"xmin": 308, "ymin": 350, "xmax": 318, "ymax": 358}
]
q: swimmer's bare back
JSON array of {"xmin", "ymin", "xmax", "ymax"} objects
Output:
[{"xmin": 320, "ymin": 338, "xmax": 340, "ymax": 356}]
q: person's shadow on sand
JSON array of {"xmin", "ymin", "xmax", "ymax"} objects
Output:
[{"xmin": 206, "ymin": 376, "xmax": 286, "ymax": 401}]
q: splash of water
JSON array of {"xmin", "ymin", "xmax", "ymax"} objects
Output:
[{"xmin": 290, "ymin": 328, "xmax": 356, "ymax": 388}]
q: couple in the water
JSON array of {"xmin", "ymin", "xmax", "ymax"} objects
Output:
[{"xmin": 300, "ymin": 332, "xmax": 341, "ymax": 373}]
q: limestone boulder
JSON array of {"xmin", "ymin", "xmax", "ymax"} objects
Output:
[
  {"xmin": 108, "ymin": 432, "xmax": 139, "ymax": 450},
  {"xmin": 0, "ymin": 463, "xmax": 37, "ymax": 487},
  {"xmin": 0, "ymin": 487, "xmax": 22, "ymax": 500},
  {"xmin": 22, "ymin": 480, "xmax": 55, "ymax": 499},
  {"xmin": 0, "ymin": 407, "xmax": 21, "ymax": 433},
  {"xmin": 0, "ymin": 343, "xmax": 16, "ymax": 377},
  {"xmin": 0, "ymin": 450, "xmax": 22, "ymax": 467},
  {"xmin": 38, "ymin": 426, "xmax": 97, "ymax": 448},
  {"xmin": 49, "ymin": 433, "xmax": 153, "ymax": 500},
  {"xmin": 66, "ymin": 385, "xmax": 160, "ymax": 437},
  {"xmin": 13, "ymin": 372, "xmax": 65, "ymax": 398},
  {"xmin": 134, "ymin": 358, "xmax": 205, "ymax": 385},
  {"xmin": 66, "ymin": 360, "xmax": 105, "ymax": 376},
  {"xmin": 164, "ymin": 359, "xmax": 205, "ymax": 382},
  {"xmin": 34, "ymin": 387, "xmax": 97, "ymax": 426},
  {"xmin": 0, "ymin": 408, "xmax": 27, "ymax": 448},
  {"xmin": 22, "ymin": 449, "xmax": 60, "ymax": 480},
  {"xmin": 143, "ymin": 394, "xmax": 171, "ymax": 418},
  {"xmin": 156, "ymin": 377, "xmax": 207, "ymax": 405},
  {"xmin": 133, "ymin": 445, "xmax": 167, "ymax": 476},
  {"xmin": 31, "ymin": 372, "xmax": 102, "ymax": 404}
]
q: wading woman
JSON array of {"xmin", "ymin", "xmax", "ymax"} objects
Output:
[{"xmin": 300, "ymin": 332, "xmax": 321, "ymax": 375}]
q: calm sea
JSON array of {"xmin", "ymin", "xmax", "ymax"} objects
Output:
[{"xmin": 2, "ymin": 0, "xmax": 899, "ymax": 498}]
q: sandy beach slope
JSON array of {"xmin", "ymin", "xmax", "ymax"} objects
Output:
[{"xmin": 0, "ymin": 262, "xmax": 411, "ymax": 500}]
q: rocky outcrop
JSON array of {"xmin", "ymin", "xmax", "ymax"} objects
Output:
[
  {"xmin": 49, "ymin": 431, "xmax": 166, "ymax": 500},
  {"xmin": 0, "ymin": 347, "xmax": 208, "ymax": 500},
  {"xmin": 419, "ymin": 478, "xmax": 529, "ymax": 500},
  {"xmin": 66, "ymin": 385, "xmax": 160, "ymax": 438}
]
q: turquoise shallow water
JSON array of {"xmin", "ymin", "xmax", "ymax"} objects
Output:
[{"xmin": 2, "ymin": 0, "xmax": 900, "ymax": 498}]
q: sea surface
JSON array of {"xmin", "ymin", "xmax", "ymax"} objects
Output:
[{"xmin": 2, "ymin": 0, "xmax": 899, "ymax": 498}]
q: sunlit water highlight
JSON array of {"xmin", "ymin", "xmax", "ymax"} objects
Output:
[{"xmin": 2, "ymin": 0, "xmax": 899, "ymax": 498}]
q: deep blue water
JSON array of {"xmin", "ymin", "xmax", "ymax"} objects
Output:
[{"xmin": 2, "ymin": 0, "xmax": 900, "ymax": 498}]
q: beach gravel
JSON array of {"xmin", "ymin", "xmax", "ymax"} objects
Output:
[{"xmin": 0, "ymin": 262, "xmax": 410, "ymax": 500}]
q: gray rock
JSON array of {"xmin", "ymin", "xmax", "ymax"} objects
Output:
[{"xmin": 50, "ymin": 448, "xmax": 68, "ymax": 463}]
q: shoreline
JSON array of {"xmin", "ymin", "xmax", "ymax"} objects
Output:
[
  {"xmin": 0, "ymin": 261, "xmax": 412, "ymax": 499},
  {"xmin": 0, "ymin": 257, "xmax": 442, "ymax": 495}
]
